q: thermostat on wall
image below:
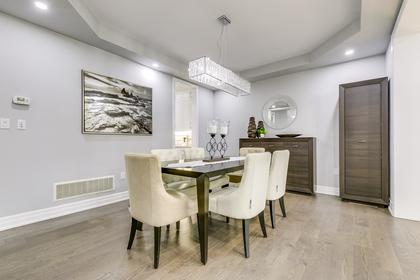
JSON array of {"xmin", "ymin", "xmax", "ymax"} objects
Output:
[{"xmin": 13, "ymin": 96, "xmax": 30, "ymax": 105}]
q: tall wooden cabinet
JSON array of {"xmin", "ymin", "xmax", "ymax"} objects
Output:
[
  {"xmin": 339, "ymin": 77, "xmax": 389, "ymax": 206},
  {"xmin": 240, "ymin": 137, "xmax": 316, "ymax": 194}
]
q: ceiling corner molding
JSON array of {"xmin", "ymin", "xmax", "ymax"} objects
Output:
[
  {"xmin": 68, "ymin": 0, "xmax": 189, "ymax": 80},
  {"xmin": 240, "ymin": 54, "xmax": 311, "ymax": 81},
  {"xmin": 96, "ymin": 23, "xmax": 189, "ymax": 77},
  {"xmin": 310, "ymin": 17, "xmax": 361, "ymax": 62},
  {"xmin": 68, "ymin": 0, "xmax": 100, "ymax": 34},
  {"xmin": 393, "ymin": 0, "xmax": 420, "ymax": 39},
  {"xmin": 240, "ymin": 16, "xmax": 362, "ymax": 83}
]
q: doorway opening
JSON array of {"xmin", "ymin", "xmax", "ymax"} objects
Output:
[{"xmin": 173, "ymin": 79, "xmax": 198, "ymax": 149}]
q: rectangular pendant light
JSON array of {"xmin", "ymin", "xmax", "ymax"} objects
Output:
[{"xmin": 188, "ymin": 56, "xmax": 251, "ymax": 97}]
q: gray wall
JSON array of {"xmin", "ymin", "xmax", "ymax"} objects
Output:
[
  {"xmin": 0, "ymin": 13, "xmax": 213, "ymax": 217},
  {"xmin": 0, "ymin": 11, "xmax": 392, "ymax": 219},
  {"xmin": 213, "ymin": 55, "xmax": 386, "ymax": 191}
]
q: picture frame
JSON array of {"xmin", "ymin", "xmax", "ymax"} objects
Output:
[{"xmin": 82, "ymin": 70, "xmax": 152, "ymax": 135}]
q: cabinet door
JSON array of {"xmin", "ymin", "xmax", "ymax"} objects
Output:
[
  {"xmin": 343, "ymin": 84, "xmax": 382, "ymax": 198},
  {"xmin": 240, "ymin": 141, "xmax": 261, "ymax": 148},
  {"xmin": 283, "ymin": 142, "xmax": 310, "ymax": 193},
  {"xmin": 261, "ymin": 141, "xmax": 283, "ymax": 153},
  {"xmin": 339, "ymin": 77, "xmax": 389, "ymax": 205}
]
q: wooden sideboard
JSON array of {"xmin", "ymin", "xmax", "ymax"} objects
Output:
[{"xmin": 239, "ymin": 137, "xmax": 316, "ymax": 194}]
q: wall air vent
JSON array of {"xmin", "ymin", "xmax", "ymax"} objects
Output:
[{"xmin": 54, "ymin": 176, "xmax": 115, "ymax": 201}]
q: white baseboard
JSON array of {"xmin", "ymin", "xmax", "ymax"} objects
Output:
[
  {"xmin": 0, "ymin": 191, "xmax": 129, "ymax": 232},
  {"xmin": 315, "ymin": 185, "xmax": 339, "ymax": 196}
]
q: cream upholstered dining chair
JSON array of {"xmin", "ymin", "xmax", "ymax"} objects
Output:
[
  {"xmin": 209, "ymin": 152, "xmax": 271, "ymax": 258},
  {"xmin": 183, "ymin": 147, "xmax": 205, "ymax": 159},
  {"xmin": 227, "ymin": 147, "xmax": 265, "ymax": 183},
  {"xmin": 182, "ymin": 148, "xmax": 229, "ymax": 190},
  {"xmin": 150, "ymin": 149, "xmax": 196, "ymax": 190},
  {"xmin": 124, "ymin": 153, "xmax": 198, "ymax": 269},
  {"xmin": 240, "ymin": 147, "xmax": 266, "ymax": 156},
  {"xmin": 159, "ymin": 147, "xmax": 229, "ymax": 194},
  {"xmin": 267, "ymin": 150, "xmax": 290, "ymax": 228}
]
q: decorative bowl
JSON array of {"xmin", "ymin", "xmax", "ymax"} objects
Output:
[{"xmin": 275, "ymin": 134, "xmax": 302, "ymax": 138}]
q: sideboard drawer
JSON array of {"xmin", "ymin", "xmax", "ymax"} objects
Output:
[
  {"xmin": 241, "ymin": 141, "xmax": 261, "ymax": 147},
  {"xmin": 283, "ymin": 142, "xmax": 309, "ymax": 155},
  {"xmin": 261, "ymin": 142, "xmax": 284, "ymax": 152}
]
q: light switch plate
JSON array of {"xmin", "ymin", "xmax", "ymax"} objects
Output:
[
  {"xmin": 17, "ymin": 119, "xmax": 26, "ymax": 130},
  {"xmin": 0, "ymin": 118, "xmax": 10, "ymax": 129}
]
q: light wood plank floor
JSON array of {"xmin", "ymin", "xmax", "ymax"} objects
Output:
[{"xmin": 1, "ymin": 193, "xmax": 420, "ymax": 280}]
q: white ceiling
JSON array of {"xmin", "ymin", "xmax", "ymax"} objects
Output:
[{"xmin": 0, "ymin": 0, "xmax": 402, "ymax": 88}]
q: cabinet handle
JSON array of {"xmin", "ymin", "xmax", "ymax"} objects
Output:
[
  {"xmin": 358, "ymin": 140, "xmax": 367, "ymax": 143},
  {"xmin": 293, "ymin": 145, "xmax": 298, "ymax": 148},
  {"xmin": 269, "ymin": 145, "xmax": 274, "ymax": 147},
  {"xmin": 248, "ymin": 144, "xmax": 254, "ymax": 147}
]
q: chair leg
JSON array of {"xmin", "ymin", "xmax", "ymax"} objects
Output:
[
  {"xmin": 242, "ymin": 219, "xmax": 250, "ymax": 258},
  {"xmin": 279, "ymin": 196, "xmax": 286, "ymax": 217},
  {"xmin": 137, "ymin": 221, "xmax": 143, "ymax": 231},
  {"xmin": 127, "ymin": 218, "xmax": 138, "ymax": 249},
  {"xmin": 154, "ymin": 226, "xmax": 161, "ymax": 269},
  {"xmin": 176, "ymin": 221, "xmax": 180, "ymax": 230},
  {"xmin": 269, "ymin": 200, "xmax": 276, "ymax": 229},
  {"xmin": 258, "ymin": 211, "xmax": 268, "ymax": 237}
]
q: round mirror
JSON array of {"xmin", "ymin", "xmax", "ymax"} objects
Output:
[{"xmin": 262, "ymin": 96, "xmax": 297, "ymax": 129}]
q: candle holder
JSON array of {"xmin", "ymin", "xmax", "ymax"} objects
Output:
[
  {"xmin": 218, "ymin": 135, "xmax": 228, "ymax": 157},
  {"xmin": 206, "ymin": 135, "xmax": 218, "ymax": 159},
  {"xmin": 206, "ymin": 119, "xmax": 219, "ymax": 159},
  {"xmin": 218, "ymin": 121, "xmax": 230, "ymax": 158}
]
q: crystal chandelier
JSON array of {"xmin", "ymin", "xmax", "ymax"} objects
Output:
[
  {"xmin": 188, "ymin": 16, "xmax": 251, "ymax": 97},
  {"xmin": 189, "ymin": 57, "xmax": 250, "ymax": 97}
]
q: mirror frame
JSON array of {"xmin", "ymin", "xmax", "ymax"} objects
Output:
[{"xmin": 262, "ymin": 95, "xmax": 297, "ymax": 130}]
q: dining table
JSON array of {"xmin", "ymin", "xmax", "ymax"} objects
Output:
[{"xmin": 161, "ymin": 156, "xmax": 245, "ymax": 265}]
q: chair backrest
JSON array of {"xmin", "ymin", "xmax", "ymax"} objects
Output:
[
  {"xmin": 183, "ymin": 148, "xmax": 205, "ymax": 160},
  {"xmin": 150, "ymin": 149, "xmax": 179, "ymax": 161},
  {"xmin": 151, "ymin": 149, "xmax": 186, "ymax": 183},
  {"xmin": 125, "ymin": 153, "xmax": 188, "ymax": 226},
  {"xmin": 239, "ymin": 147, "xmax": 265, "ymax": 157},
  {"xmin": 233, "ymin": 152, "xmax": 271, "ymax": 218},
  {"xmin": 267, "ymin": 150, "xmax": 290, "ymax": 200}
]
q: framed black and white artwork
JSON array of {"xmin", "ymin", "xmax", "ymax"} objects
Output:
[{"xmin": 82, "ymin": 70, "xmax": 152, "ymax": 135}]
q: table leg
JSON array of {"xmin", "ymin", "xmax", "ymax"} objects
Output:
[{"xmin": 196, "ymin": 174, "xmax": 209, "ymax": 265}]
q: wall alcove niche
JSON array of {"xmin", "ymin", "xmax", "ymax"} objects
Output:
[{"xmin": 262, "ymin": 96, "xmax": 297, "ymax": 130}]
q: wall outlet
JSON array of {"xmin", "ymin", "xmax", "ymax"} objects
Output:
[
  {"xmin": 333, "ymin": 168, "xmax": 339, "ymax": 175},
  {"xmin": 0, "ymin": 118, "xmax": 10, "ymax": 129},
  {"xmin": 17, "ymin": 119, "xmax": 26, "ymax": 130},
  {"xmin": 120, "ymin": 172, "xmax": 126, "ymax": 180}
]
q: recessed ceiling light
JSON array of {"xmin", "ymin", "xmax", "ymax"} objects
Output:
[
  {"xmin": 345, "ymin": 50, "xmax": 354, "ymax": 55},
  {"xmin": 152, "ymin": 63, "xmax": 159, "ymax": 68},
  {"xmin": 35, "ymin": 2, "xmax": 48, "ymax": 10}
]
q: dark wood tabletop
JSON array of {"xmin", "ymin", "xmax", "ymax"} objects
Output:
[{"xmin": 161, "ymin": 158, "xmax": 245, "ymax": 178}]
